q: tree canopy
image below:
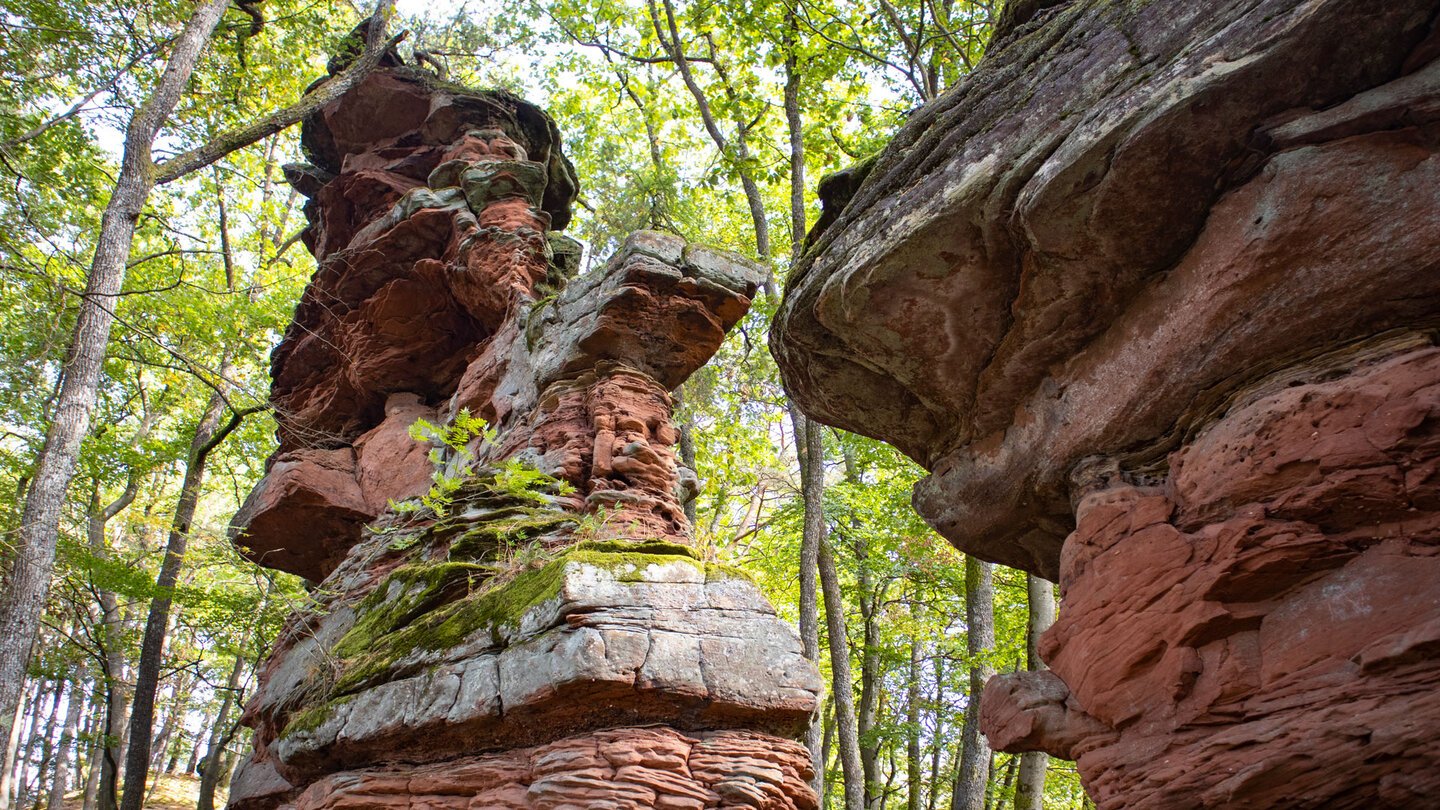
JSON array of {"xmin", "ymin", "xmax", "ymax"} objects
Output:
[{"xmin": 0, "ymin": 1, "xmax": 1092, "ymax": 808}]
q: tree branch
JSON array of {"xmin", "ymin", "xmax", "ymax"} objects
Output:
[{"xmin": 153, "ymin": 4, "xmax": 404, "ymax": 185}]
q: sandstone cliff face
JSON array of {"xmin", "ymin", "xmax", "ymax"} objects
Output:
[
  {"xmin": 772, "ymin": 0, "xmax": 1440, "ymax": 807},
  {"xmin": 228, "ymin": 66, "xmax": 820, "ymax": 810}
]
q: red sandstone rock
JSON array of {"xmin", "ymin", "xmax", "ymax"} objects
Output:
[
  {"xmin": 772, "ymin": 0, "xmax": 1440, "ymax": 577},
  {"xmin": 773, "ymin": 0, "xmax": 1440, "ymax": 806},
  {"xmin": 284, "ymin": 727, "xmax": 816, "ymax": 810},
  {"xmin": 980, "ymin": 345, "xmax": 1440, "ymax": 808},
  {"xmin": 229, "ymin": 57, "xmax": 813, "ymax": 810}
]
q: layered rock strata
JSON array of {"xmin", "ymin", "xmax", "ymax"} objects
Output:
[
  {"xmin": 773, "ymin": 0, "xmax": 1440, "ymax": 806},
  {"xmin": 228, "ymin": 64, "xmax": 819, "ymax": 810}
]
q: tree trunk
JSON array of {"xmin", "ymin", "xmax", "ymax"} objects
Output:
[
  {"xmin": 952, "ymin": 557, "xmax": 994, "ymax": 810},
  {"xmin": 11, "ymin": 679, "xmax": 48, "ymax": 809},
  {"xmin": 1013, "ymin": 575, "xmax": 1055, "ymax": 810},
  {"xmin": 780, "ymin": 10, "xmax": 825, "ymax": 796},
  {"xmin": 927, "ymin": 654, "xmax": 945, "ymax": 810},
  {"xmin": 80, "ymin": 673, "xmax": 105, "ymax": 810},
  {"xmin": 0, "ymin": 3, "xmax": 230, "ymax": 779},
  {"xmin": 0, "ymin": 1, "xmax": 398, "ymax": 769},
  {"xmin": 147, "ymin": 672, "xmax": 190, "ymax": 777},
  {"xmin": 183, "ymin": 705, "xmax": 215, "ymax": 777},
  {"xmin": 819, "ymin": 543, "xmax": 865, "ymax": 810},
  {"xmin": 907, "ymin": 602, "xmax": 923, "ymax": 810},
  {"xmin": 28, "ymin": 679, "xmax": 64, "ymax": 810},
  {"xmin": 46, "ymin": 664, "xmax": 85, "ymax": 810},
  {"xmin": 987, "ymin": 755, "xmax": 1018, "ymax": 810},
  {"xmin": 196, "ymin": 649, "xmax": 247, "ymax": 810},
  {"xmin": 856, "ymin": 561, "xmax": 882, "ymax": 808},
  {"xmin": 197, "ymin": 578, "xmax": 271, "ymax": 810},
  {"xmin": 119, "ymin": 386, "xmax": 250, "ymax": 810}
]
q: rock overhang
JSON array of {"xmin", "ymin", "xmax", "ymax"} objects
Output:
[{"xmin": 772, "ymin": 0, "xmax": 1440, "ymax": 579}]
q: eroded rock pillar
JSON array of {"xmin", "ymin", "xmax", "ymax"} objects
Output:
[{"xmin": 226, "ymin": 60, "xmax": 819, "ymax": 810}]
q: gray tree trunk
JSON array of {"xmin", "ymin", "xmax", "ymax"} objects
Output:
[
  {"xmin": 820, "ymin": 544, "xmax": 865, "ymax": 810},
  {"xmin": 952, "ymin": 557, "xmax": 994, "ymax": 810},
  {"xmin": 47, "ymin": 665, "xmax": 86, "ymax": 810},
  {"xmin": 907, "ymin": 603, "xmax": 923, "ymax": 810},
  {"xmin": 196, "ymin": 647, "xmax": 249, "ymax": 810},
  {"xmin": 0, "ymin": 4, "xmax": 398, "ymax": 781},
  {"xmin": 927, "ymin": 655, "xmax": 945, "ymax": 810},
  {"xmin": 780, "ymin": 13, "xmax": 825, "ymax": 798},
  {"xmin": 1013, "ymin": 575, "xmax": 1056, "ymax": 810},
  {"xmin": 119, "ymin": 384, "xmax": 247, "ymax": 810},
  {"xmin": 0, "ymin": 4, "xmax": 231, "ymax": 786}
]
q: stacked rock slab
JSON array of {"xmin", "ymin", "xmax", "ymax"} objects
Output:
[
  {"xmin": 773, "ymin": 0, "xmax": 1440, "ymax": 807},
  {"xmin": 227, "ymin": 64, "xmax": 820, "ymax": 810}
]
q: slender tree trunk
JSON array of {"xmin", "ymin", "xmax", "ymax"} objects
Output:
[
  {"xmin": 857, "ymin": 567, "xmax": 882, "ymax": 808},
  {"xmin": 28, "ymin": 680, "xmax": 64, "ymax": 810},
  {"xmin": 146, "ymin": 672, "xmax": 190, "ymax": 778},
  {"xmin": 196, "ymin": 649, "xmax": 247, "ymax": 810},
  {"xmin": 81, "ymin": 673, "xmax": 104, "ymax": 810},
  {"xmin": 988, "ymin": 754, "xmax": 1018, "ymax": 810},
  {"xmin": 183, "ymin": 705, "xmax": 214, "ymax": 777},
  {"xmin": 648, "ymin": 0, "xmax": 771, "ymax": 275},
  {"xmin": 11, "ymin": 679, "xmax": 47, "ymax": 809},
  {"xmin": 0, "ymin": 3, "xmax": 398, "ymax": 770},
  {"xmin": 0, "ymin": 4, "xmax": 230, "ymax": 779},
  {"xmin": 89, "ymin": 474, "xmax": 142, "ymax": 810},
  {"xmin": 1013, "ymin": 576, "xmax": 1055, "ymax": 810},
  {"xmin": 119, "ymin": 385, "xmax": 251, "ymax": 810},
  {"xmin": 907, "ymin": 601, "xmax": 923, "ymax": 810},
  {"xmin": 1, "ymin": 687, "xmax": 25, "ymax": 808},
  {"xmin": 198, "ymin": 577, "xmax": 270, "ymax": 810},
  {"xmin": 952, "ymin": 557, "xmax": 994, "ymax": 810},
  {"xmin": 47, "ymin": 666, "xmax": 84, "ymax": 810},
  {"xmin": 927, "ymin": 655, "xmax": 946, "ymax": 810},
  {"xmin": 819, "ymin": 543, "xmax": 865, "ymax": 810}
]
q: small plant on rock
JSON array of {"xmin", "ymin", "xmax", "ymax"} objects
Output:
[{"xmin": 393, "ymin": 408, "xmax": 496, "ymax": 518}]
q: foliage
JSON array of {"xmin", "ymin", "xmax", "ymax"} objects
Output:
[{"xmin": 0, "ymin": 1, "xmax": 1089, "ymax": 808}]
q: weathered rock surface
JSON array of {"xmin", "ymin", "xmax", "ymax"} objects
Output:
[
  {"xmin": 229, "ymin": 60, "xmax": 818, "ymax": 810},
  {"xmin": 284, "ymin": 727, "xmax": 816, "ymax": 810},
  {"xmin": 773, "ymin": 0, "xmax": 1440, "ymax": 806}
]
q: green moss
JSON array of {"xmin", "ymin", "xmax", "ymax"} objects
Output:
[
  {"xmin": 280, "ymin": 693, "xmax": 354, "ymax": 737},
  {"xmin": 574, "ymin": 538, "xmax": 700, "ymax": 559},
  {"xmin": 331, "ymin": 561, "xmax": 486, "ymax": 660},
  {"xmin": 449, "ymin": 508, "xmax": 576, "ymax": 559},
  {"xmin": 705, "ymin": 561, "xmax": 756, "ymax": 585},
  {"xmin": 285, "ymin": 539, "xmax": 741, "ymax": 725}
]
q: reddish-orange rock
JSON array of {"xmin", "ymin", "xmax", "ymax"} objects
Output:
[
  {"xmin": 280, "ymin": 727, "xmax": 816, "ymax": 810},
  {"xmin": 228, "ymin": 55, "xmax": 817, "ymax": 810},
  {"xmin": 773, "ymin": 0, "xmax": 1440, "ymax": 806}
]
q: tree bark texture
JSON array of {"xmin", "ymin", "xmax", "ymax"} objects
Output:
[
  {"xmin": 1013, "ymin": 575, "xmax": 1055, "ymax": 810},
  {"xmin": 952, "ymin": 557, "xmax": 994, "ymax": 810},
  {"xmin": 907, "ymin": 604, "xmax": 923, "ymax": 810},
  {"xmin": 820, "ymin": 543, "xmax": 865, "ymax": 810},
  {"xmin": 0, "ymin": 2, "xmax": 398, "ymax": 778},
  {"xmin": 118, "ymin": 387, "xmax": 247, "ymax": 810},
  {"xmin": 0, "ymin": 4, "xmax": 233, "ymax": 785}
]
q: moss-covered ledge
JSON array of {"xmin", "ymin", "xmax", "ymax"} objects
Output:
[{"xmin": 275, "ymin": 538, "xmax": 758, "ymax": 740}]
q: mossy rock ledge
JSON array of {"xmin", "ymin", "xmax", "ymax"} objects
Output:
[{"xmin": 261, "ymin": 539, "xmax": 819, "ymax": 781}]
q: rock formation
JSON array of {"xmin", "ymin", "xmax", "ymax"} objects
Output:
[
  {"xmin": 227, "ymin": 63, "xmax": 820, "ymax": 810},
  {"xmin": 772, "ymin": 0, "xmax": 1440, "ymax": 807}
]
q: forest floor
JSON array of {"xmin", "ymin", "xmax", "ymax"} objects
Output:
[{"xmin": 62, "ymin": 774, "xmax": 228, "ymax": 810}]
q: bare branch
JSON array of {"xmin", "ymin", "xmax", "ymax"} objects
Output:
[{"xmin": 153, "ymin": 4, "xmax": 404, "ymax": 185}]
